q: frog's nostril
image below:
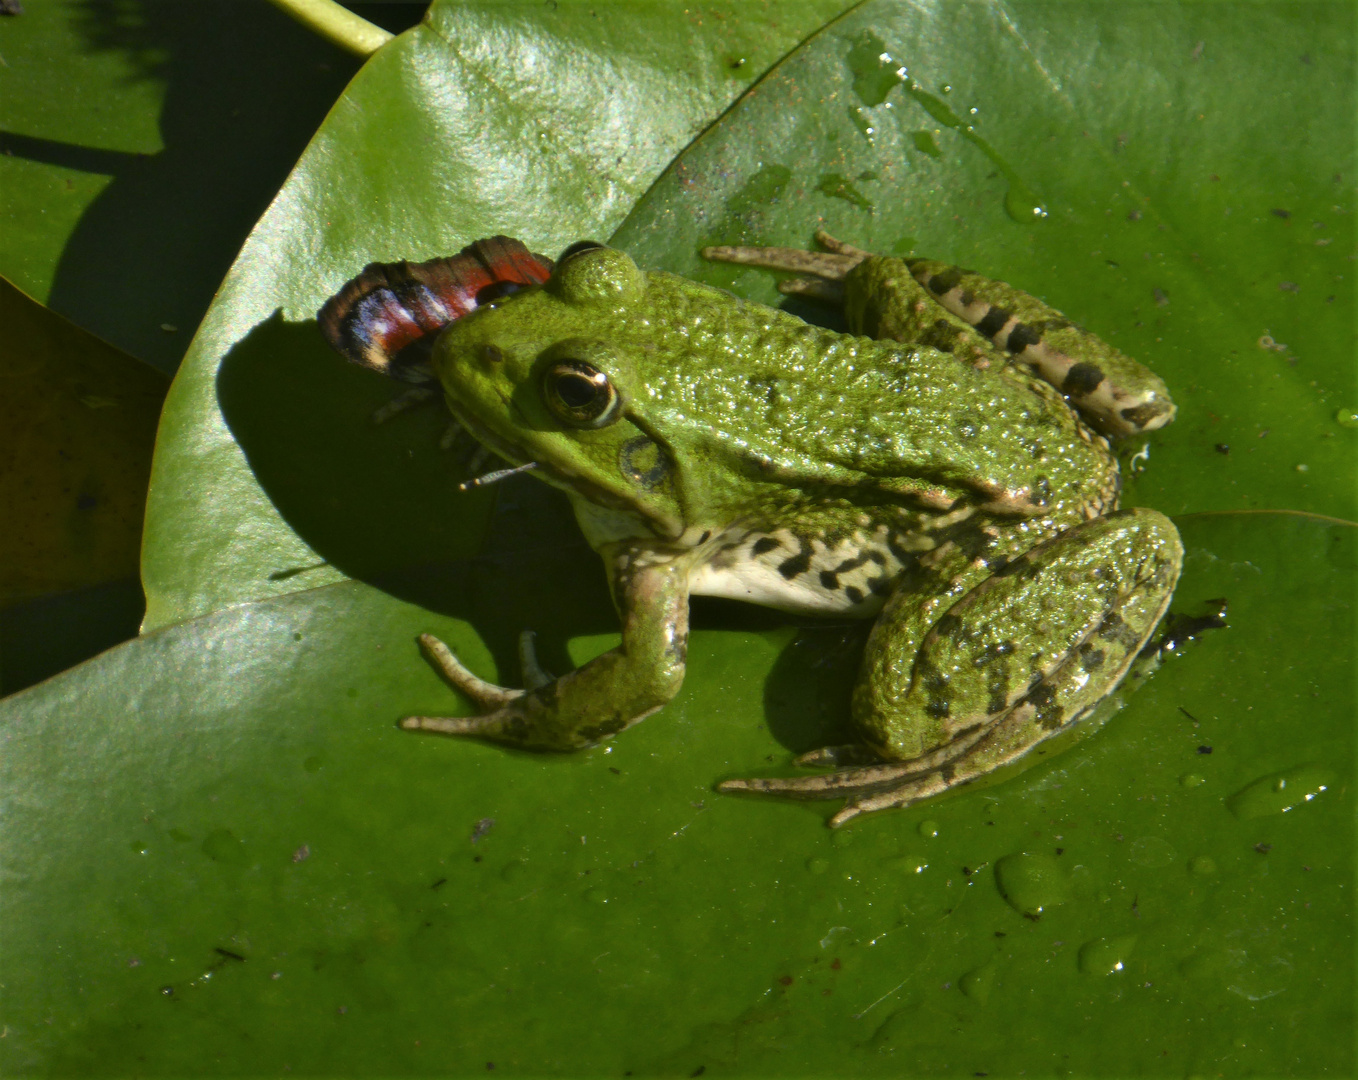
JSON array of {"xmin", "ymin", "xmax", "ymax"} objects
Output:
[{"xmin": 481, "ymin": 344, "xmax": 504, "ymax": 364}]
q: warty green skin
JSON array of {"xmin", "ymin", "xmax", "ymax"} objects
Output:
[{"xmin": 404, "ymin": 245, "xmax": 1183, "ymax": 826}]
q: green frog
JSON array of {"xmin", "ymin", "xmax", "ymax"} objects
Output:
[{"xmin": 318, "ymin": 231, "xmax": 1182, "ymax": 826}]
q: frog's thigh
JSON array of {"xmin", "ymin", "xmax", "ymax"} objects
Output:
[{"xmin": 855, "ymin": 508, "xmax": 1183, "ymax": 764}]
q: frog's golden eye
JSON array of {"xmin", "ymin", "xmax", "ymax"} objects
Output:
[{"xmin": 543, "ymin": 360, "xmax": 621, "ymax": 428}]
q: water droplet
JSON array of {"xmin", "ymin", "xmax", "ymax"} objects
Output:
[
  {"xmin": 1335, "ymin": 407, "xmax": 1358, "ymax": 428},
  {"xmin": 129, "ymin": 839, "xmax": 149, "ymax": 855},
  {"xmin": 918, "ymin": 819, "xmax": 939, "ymax": 838},
  {"xmin": 1226, "ymin": 762, "xmax": 1334, "ymax": 819},
  {"xmin": 994, "ymin": 853, "xmax": 1070, "ymax": 917},
  {"xmin": 1004, "ymin": 186, "xmax": 1049, "ymax": 223},
  {"xmin": 959, "ymin": 961, "xmax": 996, "ymax": 1003},
  {"xmin": 1179, "ymin": 773, "xmax": 1206, "ymax": 788},
  {"xmin": 1079, "ymin": 935, "xmax": 1137, "ymax": 975},
  {"xmin": 911, "ymin": 130, "xmax": 942, "ymax": 159},
  {"xmin": 846, "ymin": 32, "xmax": 906, "ymax": 106},
  {"xmin": 1189, "ymin": 855, "xmax": 1216, "ymax": 875},
  {"xmin": 1129, "ymin": 836, "xmax": 1177, "ymax": 869},
  {"xmin": 817, "ymin": 173, "xmax": 874, "ymax": 213}
]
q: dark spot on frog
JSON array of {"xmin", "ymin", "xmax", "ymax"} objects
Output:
[
  {"xmin": 926, "ymin": 700, "xmax": 950, "ymax": 719},
  {"xmin": 1120, "ymin": 401, "xmax": 1172, "ymax": 429},
  {"xmin": 1062, "ymin": 362, "xmax": 1105, "ymax": 396},
  {"xmin": 970, "ymin": 306, "xmax": 1010, "ymax": 340},
  {"xmin": 867, "ymin": 575, "xmax": 893, "ymax": 597},
  {"xmin": 1079, "ymin": 644, "xmax": 1106, "ymax": 672},
  {"xmin": 844, "ymin": 586, "xmax": 865, "ymax": 605},
  {"xmin": 938, "ymin": 762, "xmax": 956, "ymax": 782},
  {"xmin": 1215, "ymin": 443, "xmax": 1230, "ymax": 455},
  {"xmin": 697, "ymin": 530, "xmax": 711, "ymax": 545},
  {"xmin": 972, "ymin": 641, "xmax": 1015, "ymax": 667},
  {"xmin": 926, "ymin": 267, "xmax": 965, "ymax": 295},
  {"xmin": 1005, "ymin": 322, "xmax": 1043, "ymax": 353},
  {"xmin": 987, "ymin": 691, "xmax": 1008, "ymax": 715},
  {"xmin": 751, "ymin": 536, "xmax": 780, "ymax": 555},
  {"xmin": 579, "ymin": 715, "xmax": 629, "ymax": 742},
  {"xmin": 1197, "ymin": 745, "xmax": 1213, "ymax": 754},
  {"xmin": 1095, "ymin": 611, "xmax": 1141, "ymax": 648},
  {"xmin": 1027, "ymin": 682, "xmax": 1065, "ymax": 729},
  {"xmin": 933, "ymin": 612, "xmax": 963, "ymax": 640},
  {"xmin": 959, "ymin": 289, "xmax": 976, "ymax": 306},
  {"xmin": 777, "ymin": 539, "xmax": 814, "ymax": 580}
]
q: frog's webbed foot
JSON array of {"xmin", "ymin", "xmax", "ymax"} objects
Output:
[
  {"xmin": 702, "ymin": 230, "xmax": 870, "ymax": 303},
  {"xmin": 401, "ymin": 631, "xmax": 549, "ymax": 739}
]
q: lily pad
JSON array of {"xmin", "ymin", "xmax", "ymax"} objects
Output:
[{"xmin": 3, "ymin": 1, "xmax": 1354, "ymax": 1075}]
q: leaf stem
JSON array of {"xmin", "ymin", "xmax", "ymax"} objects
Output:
[{"xmin": 266, "ymin": 0, "xmax": 394, "ymax": 57}]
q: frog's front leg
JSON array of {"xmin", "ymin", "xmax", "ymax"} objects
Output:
[
  {"xmin": 720, "ymin": 509, "xmax": 1183, "ymax": 826},
  {"xmin": 403, "ymin": 547, "xmax": 689, "ymax": 751}
]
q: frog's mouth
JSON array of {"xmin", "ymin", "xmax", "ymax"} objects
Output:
[{"xmin": 445, "ymin": 400, "xmax": 680, "ymax": 535}]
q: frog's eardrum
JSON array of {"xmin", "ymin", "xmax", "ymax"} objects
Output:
[{"xmin": 318, "ymin": 236, "xmax": 553, "ymax": 383}]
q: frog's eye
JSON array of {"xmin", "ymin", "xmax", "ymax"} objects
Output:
[{"xmin": 543, "ymin": 359, "xmax": 621, "ymax": 428}]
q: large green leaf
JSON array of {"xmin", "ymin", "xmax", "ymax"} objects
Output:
[
  {"xmin": 4, "ymin": 1, "xmax": 1355, "ymax": 1074},
  {"xmin": 2, "ymin": 514, "xmax": 1351, "ymax": 1073},
  {"xmin": 140, "ymin": 0, "xmax": 853, "ymax": 629}
]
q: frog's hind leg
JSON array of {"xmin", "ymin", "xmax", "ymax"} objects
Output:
[
  {"xmin": 719, "ymin": 509, "xmax": 1183, "ymax": 826},
  {"xmin": 903, "ymin": 257, "xmax": 1175, "ymax": 436}
]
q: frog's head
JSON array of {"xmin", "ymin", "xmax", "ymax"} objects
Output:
[
  {"xmin": 433, "ymin": 243, "xmax": 691, "ymax": 539},
  {"xmin": 320, "ymin": 238, "xmax": 698, "ymax": 541}
]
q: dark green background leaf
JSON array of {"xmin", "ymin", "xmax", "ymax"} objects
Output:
[{"xmin": 0, "ymin": 0, "xmax": 424, "ymax": 373}]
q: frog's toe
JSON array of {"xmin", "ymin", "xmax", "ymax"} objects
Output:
[
  {"xmin": 517, "ymin": 630, "xmax": 555, "ymax": 691},
  {"xmin": 399, "ymin": 710, "xmax": 526, "ymax": 744},
  {"xmin": 719, "ymin": 760, "xmax": 952, "ymax": 826},
  {"xmin": 701, "ymin": 242, "xmax": 864, "ymax": 282},
  {"xmin": 417, "ymin": 633, "xmax": 524, "ymax": 710},
  {"xmin": 829, "ymin": 775, "xmax": 950, "ymax": 827}
]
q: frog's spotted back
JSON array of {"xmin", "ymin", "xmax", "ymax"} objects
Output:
[{"xmin": 318, "ymin": 236, "xmax": 553, "ymax": 384}]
